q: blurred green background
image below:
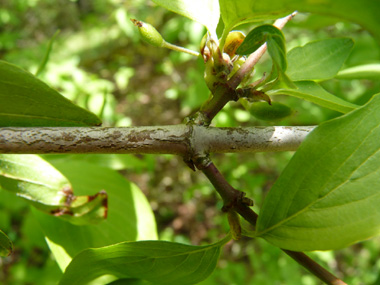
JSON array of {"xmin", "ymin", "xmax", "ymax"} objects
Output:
[{"xmin": 1, "ymin": 0, "xmax": 380, "ymax": 284}]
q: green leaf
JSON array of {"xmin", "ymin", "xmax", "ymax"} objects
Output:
[
  {"xmin": 287, "ymin": 38, "xmax": 354, "ymax": 81},
  {"xmin": 152, "ymin": 0, "xmax": 220, "ymax": 36},
  {"xmin": 35, "ymin": 30, "xmax": 60, "ymax": 77},
  {"xmin": 0, "ymin": 154, "xmax": 107, "ymax": 225},
  {"xmin": 59, "ymin": 236, "xmax": 230, "ymax": 285},
  {"xmin": 268, "ymin": 81, "xmax": 359, "ymax": 113},
  {"xmin": 0, "ymin": 229, "xmax": 13, "ymax": 256},
  {"xmin": 219, "ymin": 0, "xmax": 380, "ymax": 45},
  {"xmin": 256, "ymin": 94, "xmax": 380, "ymax": 251},
  {"xmin": 336, "ymin": 63, "xmax": 380, "ymax": 80},
  {"xmin": 248, "ymin": 101, "xmax": 293, "ymax": 121},
  {"xmin": 34, "ymin": 160, "xmax": 157, "ymax": 270},
  {"xmin": 236, "ymin": 25, "xmax": 285, "ymax": 64},
  {"xmin": 219, "ymin": 0, "xmax": 287, "ymax": 34},
  {"xmin": 0, "ymin": 60, "xmax": 101, "ymax": 127}
]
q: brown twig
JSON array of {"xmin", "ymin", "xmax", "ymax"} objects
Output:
[
  {"xmin": 194, "ymin": 12, "xmax": 297, "ymax": 125},
  {"xmin": 197, "ymin": 160, "xmax": 346, "ymax": 285}
]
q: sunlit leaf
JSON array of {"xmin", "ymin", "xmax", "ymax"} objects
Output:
[
  {"xmin": 268, "ymin": 81, "xmax": 359, "ymax": 113},
  {"xmin": 0, "ymin": 155, "xmax": 107, "ymax": 225},
  {"xmin": 0, "ymin": 61, "xmax": 101, "ymax": 127},
  {"xmin": 287, "ymin": 38, "xmax": 354, "ymax": 81},
  {"xmin": 336, "ymin": 63, "xmax": 380, "ymax": 80},
  {"xmin": 0, "ymin": 229, "xmax": 13, "ymax": 256},
  {"xmin": 256, "ymin": 94, "xmax": 380, "ymax": 251},
  {"xmin": 59, "ymin": 236, "xmax": 230, "ymax": 285},
  {"xmin": 34, "ymin": 160, "xmax": 157, "ymax": 270},
  {"xmin": 219, "ymin": 0, "xmax": 380, "ymax": 45},
  {"xmin": 152, "ymin": 0, "xmax": 219, "ymax": 36}
]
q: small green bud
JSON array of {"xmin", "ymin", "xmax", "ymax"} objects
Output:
[{"xmin": 131, "ymin": 19, "xmax": 164, "ymax": 47}]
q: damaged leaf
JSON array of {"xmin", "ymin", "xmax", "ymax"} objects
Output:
[{"xmin": 0, "ymin": 154, "xmax": 107, "ymax": 225}]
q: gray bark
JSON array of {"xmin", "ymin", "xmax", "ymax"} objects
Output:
[{"xmin": 0, "ymin": 125, "xmax": 314, "ymax": 155}]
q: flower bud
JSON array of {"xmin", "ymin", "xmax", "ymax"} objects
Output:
[
  {"xmin": 131, "ymin": 19, "xmax": 164, "ymax": 47},
  {"xmin": 224, "ymin": 31, "xmax": 246, "ymax": 58}
]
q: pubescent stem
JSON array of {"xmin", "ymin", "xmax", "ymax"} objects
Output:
[
  {"xmin": 163, "ymin": 41, "xmax": 200, "ymax": 57},
  {"xmin": 198, "ymin": 159, "xmax": 346, "ymax": 285}
]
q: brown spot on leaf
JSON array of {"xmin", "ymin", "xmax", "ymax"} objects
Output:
[{"xmin": 50, "ymin": 208, "xmax": 73, "ymax": 216}]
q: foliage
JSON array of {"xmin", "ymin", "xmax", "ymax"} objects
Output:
[{"xmin": 0, "ymin": 0, "xmax": 380, "ymax": 284}]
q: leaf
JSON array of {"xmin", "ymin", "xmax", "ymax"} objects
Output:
[
  {"xmin": 0, "ymin": 154, "xmax": 107, "ymax": 225},
  {"xmin": 0, "ymin": 229, "xmax": 13, "ymax": 256},
  {"xmin": 59, "ymin": 236, "xmax": 230, "ymax": 285},
  {"xmin": 287, "ymin": 38, "xmax": 354, "ymax": 81},
  {"xmin": 219, "ymin": 0, "xmax": 287, "ymax": 34},
  {"xmin": 0, "ymin": 60, "xmax": 101, "ymax": 127},
  {"xmin": 219, "ymin": 0, "xmax": 380, "ymax": 46},
  {"xmin": 268, "ymin": 81, "xmax": 359, "ymax": 113},
  {"xmin": 34, "ymin": 160, "xmax": 157, "ymax": 270},
  {"xmin": 256, "ymin": 94, "xmax": 380, "ymax": 251},
  {"xmin": 35, "ymin": 30, "xmax": 60, "ymax": 77},
  {"xmin": 336, "ymin": 63, "xmax": 380, "ymax": 80},
  {"xmin": 248, "ymin": 101, "xmax": 293, "ymax": 121},
  {"xmin": 236, "ymin": 25, "xmax": 286, "ymax": 69},
  {"xmin": 152, "ymin": 0, "xmax": 220, "ymax": 36}
]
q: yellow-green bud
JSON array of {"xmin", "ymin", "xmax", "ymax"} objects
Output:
[
  {"xmin": 131, "ymin": 19, "xmax": 164, "ymax": 47},
  {"xmin": 224, "ymin": 31, "xmax": 245, "ymax": 58}
]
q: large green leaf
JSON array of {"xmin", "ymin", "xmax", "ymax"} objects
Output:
[
  {"xmin": 256, "ymin": 94, "xmax": 380, "ymax": 251},
  {"xmin": 0, "ymin": 229, "xmax": 13, "ymax": 256},
  {"xmin": 152, "ymin": 0, "xmax": 220, "ymax": 36},
  {"xmin": 219, "ymin": 0, "xmax": 380, "ymax": 45},
  {"xmin": 59, "ymin": 236, "xmax": 230, "ymax": 285},
  {"xmin": 34, "ymin": 160, "xmax": 157, "ymax": 270},
  {"xmin": 268, "ymin": 81, "xmax": 359, "ymax": 113},
  {"xmin": 0, "ymin": 60, "xmax": 101, "ymax": 127},
  {"xmin": 0, "ymin": 154, "xmax": 107, "ymax": 225},
  {"xmin": 287, "ymin": 38, "xmax": 354, "ymax": 81}
]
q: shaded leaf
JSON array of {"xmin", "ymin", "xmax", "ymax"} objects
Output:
[
  {"xmin": 256, "ymin": 94, "xmax": 380, "ymax": 251},
  {"xmin": 336, "ymin": 63, "xmax": 380, "ymax": 80},
  {"xmin": 248, "ymin": 101, "xmax": 293, "ymax": 121},
  {"xmin": 269, "ymin": 81, "xmax": 359, "ymax": 113},
  {"xmin": 236, "ymin": 25, "xmax": 285, "ymax": 68},
  {"xmin": 219, "ymin": 0, "xmax": 380, "ymax": 45},
  {"xmin": 0, "ymin": 61, "xmax": 101, "ymax": 127},
  {"xmin": 0, "ymin": 154, "xmax": 107, "ymax": 225},
  {"xmin": 152, "ymin": 0, "xmax": 220, "ymax": 36},
  {"xmin": 34, "ymin": 160, "xmax": 157, "ymax": 270},
  {"xmin": 0, "ymin": 229, "xmax": 13, "ymax": 256},
  {"xmin": 59, "ymin": 236, "xmax": 230, "ymax": 285},
  {"xmin": 287, "ymin": 38, "xmax": 354, "ymax": 81}
]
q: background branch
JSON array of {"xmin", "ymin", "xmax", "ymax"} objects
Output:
[{"xmin": 0, "ymin": 125, "xmax": 314, "ymax": 154}]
